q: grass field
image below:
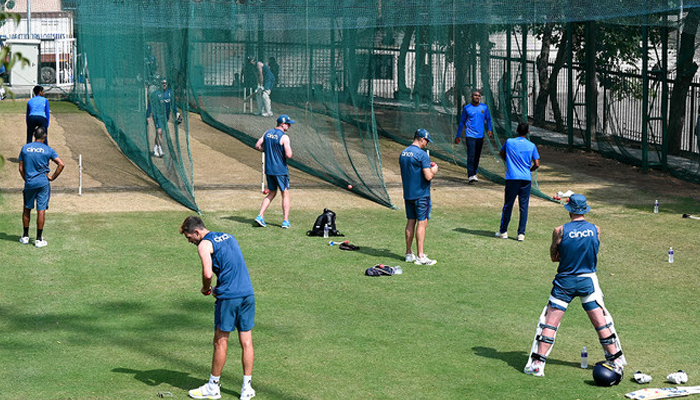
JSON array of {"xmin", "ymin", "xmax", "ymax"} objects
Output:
[{"xmin": 2, "ymin": 100, "xmax": 700, "ymax": 399}]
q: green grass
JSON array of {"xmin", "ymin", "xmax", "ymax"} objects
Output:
[
  {"xmin": 0, "ymin": 99, "xmax": 82, "ymax": 113},
  {"xmin": 1, "ymin": 201, "xmax": 699, "ymax": 399}
]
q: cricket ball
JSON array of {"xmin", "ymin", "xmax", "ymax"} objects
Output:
[
  {"xmin": 263, "ymin": 189, "xmax": 270, "ymax": 194},
  {"xmin": 347, "ymin": 185, "xmax": 353, "ymax": 190},
  {"xmin": 430, "ymin": 162, "xmax": 436, "ymax": 167}
]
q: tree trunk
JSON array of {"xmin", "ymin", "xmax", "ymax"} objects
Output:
[
  {"xmin": 548, "ymin": 26, "xmax": 569, "ymax": 132},
  {"xmin": 668, "ymin": 9, "xmax": 700, "ymax": 155},
  {"xmin": 396, "ymin": 25, "xmax": 414, "ymax": 100},
  {"xmin": 534, "ymin": 24, "xmax": 554, "ymax": 125}
]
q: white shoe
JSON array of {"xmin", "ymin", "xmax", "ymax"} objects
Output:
[
  {"xmin": 495, "ymin": 231, "xmax": 508, "ymax": 239},
  {"xmin": 405, "ymin": 253, "xmax": 416, "ymax": 262},
  {"xmin": 517, "ymin": 234, "xmax": 525, "ymax": 242},
  {"xmin": 524, "ymin": 361, "xmax": 545, "ymax": 377},
  {"xmin": 189, "ymin": 383, "xmax": 221, "ymax": 400},
  {"xmin": 19, "ymin": 236, "xmax": 30, "ymax": 245},
  {"xmin": 414, "ymin": 255, "xmax": 437, "ymax": 265},
  {"xmin": 468, "ymin": 175, "xmax": 478, "ymax": 183},
  {"xmin": 153, "ymin": 145, "xmax": 159, "ymax": 156},
  {"xmin": 240, "ymin": 386, "xmax": 256, "ymax": 400},
  {"xmin": 34, "ymin": 239, "xmax": 47, "ymax": 248},
  {"xmin": 157, "ymin": 145, "xmax": 164, "ymax": 157},
  {"xmin": 262, "ymin": 113, "xmax": 273, "ymax": 117}
]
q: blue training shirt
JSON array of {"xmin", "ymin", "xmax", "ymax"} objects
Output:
[
  {"xmin": 556, "ymin": 220, "xmax": 599, "ymax": 278},
  {"xmin": 19, "ymin": 142, "xmax": 58, "ymax": 189},
  {"xmin": 262, "ymin": 63, "xmax": 275, "ymax": 90},
  {"xmin": 263, "ymin": 128, "xmax": 288, "ymax": 176},
  {"xmin": 26, "ymin": 95, "xmax": 51, "ymax": 127},
  {"xmin": 502, "ymin": 137, "xmax": 540, "ymax": 181},
  {"xmin": 204, "ymin": 231, "xmax": 254, "ymax": 300},
  {"xmin": 456, "ymin": 102, "xmax": 492, "ymax": 139},
  {"xmin": 399, "ymin": 144, "xmax": 432, "ymax": 200}
]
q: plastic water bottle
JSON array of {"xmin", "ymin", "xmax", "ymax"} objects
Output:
[
  {"xmin": 668, "ymin": 247, "xmax": 674, "ymax": 263},
  {"xmin": 654, "ymin": 199, "xmax": 659, "ymax": 214},
  {"xmin": 323, "ymin": 224, "xmax": 329, "ymax": 239},
  {"xmin": 391, "ymin": 266, "xmax": 403, "ymax": 275},
  {"xmin": 329, "ymin": 241, "xmax": 336, "ymax": 246},
  {"xmin": 581, "ymin": 346, "xmax": 588, "ymax": 369}
]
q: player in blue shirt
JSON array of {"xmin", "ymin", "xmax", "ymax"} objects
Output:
[
  {"xmin": 400, "ymin": 129, "xmax": 438, "ymax": 265},
  {"xmin": 455, "ymin": 90, "xmax": 493, "ymax": 183},
  {"xmin": 146, "ymin": 78, "xmax": 178, "ymax": 157},
  {"xmin": 26, "ymin": 85, "xmax": 51, "ymax": 145},
  {"xmin": 180, "ymin": 216, "xmax": 257, "ymax": 400},
  {"xmin": 524, "ymin": 195, "xmax": 626, "ymax": 377},
  {"xmin": 255, "ymin": 114, "xmax": 294, "ymax": 228},
  {"xmin": 496, "ymin": 122, "xmax": 540, "ymax": 241},
  {"xmin": 18, "ymin": 127, "xmax": 64, "ymax": 247}
]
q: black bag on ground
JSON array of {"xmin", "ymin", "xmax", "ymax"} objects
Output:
[{"xmin": 306, "ymin": 208, "xmax": 344, "ymax": 237}]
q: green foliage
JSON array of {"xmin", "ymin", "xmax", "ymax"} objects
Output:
[{"xmin": 1, "ymin": 196, "xmax": 699, "ymax": 399}]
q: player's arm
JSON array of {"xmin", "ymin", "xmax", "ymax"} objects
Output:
[
  {"xmin": 256, "ymin": 62, "xmax": 264, "ymax": 87},
  {"xmin": 45, "ymin": 98, "xmax": 51, "ymax": 128},
  {"xmin": 281, "ymin": 135, "xmax": 292, "ymax": 159},
  {"xmin": 550, "ymin": 225, "xmax": 563, "ymax": 262},
  {"xmin": 49, "ymin": 156, "xmax": 65, "ymax": 181},
  {"xmin": 18, "ymin": 160, "xmax": 25, "ymax": 181},
  {"xmin": 499, "ymin": 143, "xmax": 507, "ymax": 161},
  {"xmin": 197, "ymin": 239, "xmax": 214, "ymax": 295},
  {"xmin": 531, "ymin": 158, "xmax": 540, "ymax": 171},
  {"xmin": 255, "ymin": 134, "xmax": 265, "ymax": 152},
  {"xmin": 455, "ymin": 107, "xmax": 467, "ymax": 142},
  {"xmin": 485, "ymin": 106, "xmax": 493, "ymax": 137}
]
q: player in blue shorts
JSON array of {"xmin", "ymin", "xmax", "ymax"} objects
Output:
[
  {"xmin": 254, "ymin": 115, "xmax": 294, "ymax": 228},
  {"xmin": 399, "ymin": 129, "xmax": 438, "ymax": 265},
  {"xmin": 18, "ymin": 126, "xmax": 64, "ymax": 248},
  {"xmin": 524, "ymin": 194, "xmax": 626, "ymax": 377},
  {"xmin": 180, "ymin": 216, "xmax": 257, "ymax": 400}
]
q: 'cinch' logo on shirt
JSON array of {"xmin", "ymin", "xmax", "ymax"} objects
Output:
[
  {"xmin": 568, "ymin": 229, "xmax": 595, "ymax": 238},
  {"xmin": 401, "ymin": 151, "xmax": 414, "ymax": 157},
  {"xmin": 213, "ymin": 234, "xmax": 231, "ymax": 243},
  {"xmin": 26, "ymin": 147, "xmax": 46, "ymax": 153}
]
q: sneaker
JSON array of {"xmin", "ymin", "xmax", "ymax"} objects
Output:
[
  {"xmin": 254, "ymin": 215, "xmax": 266, "ymax": 227},
  {"xmin": 19, "ymin": 236, "xmax": 30, "ymax": 245},
  {"xmin": 517, "ymin": 234, "xmax": 525, "ymax": 242},
  {"xmin": 262, "ymin": 113, "xmax": 273, "ymax": 117},
  {"xmin": 468, "ymin": 175, "xmax": 478, "ymax": 183},
  {"xmin": 414, "ymin": 255, "xmax": 437, "ymax": 265},
  {"xmin": 34, "ymin": 239, "xmax": 47, "ymax": 248},
  {"xmin": 189, "ymin": 383, "xmax": 221, "ymax": 400},
  {"xmin": 495, "ymin": 231, "xmax": 508, "ymax": 239},
  {"xmin": 281, "ymin": 220, "xmax": 290, "ymax": 229},
  {"xmin": 157, "ymin": 145, "xmax": 164, "ymax": 157},
  {"xmin": 240, "ymin": 386, "xmax": 256, "ymax": 400},
  {"xmin": 405, "ymin": 253, "xmax": 416, "ymax": 262},
  {"xmin": 524, "ymin": 361, "xmax": 545, "ymax": 377}
]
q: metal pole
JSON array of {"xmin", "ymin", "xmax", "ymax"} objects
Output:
[
  {"xmin": 27, "ymin": 0, "xmax": 31, "ymax": 36},
  {"xmin": 642, "ymin": 25, "xmax": 649, "ymax": 170}
]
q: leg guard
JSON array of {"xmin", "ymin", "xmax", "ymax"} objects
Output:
[
  {"xmin": 595, "ymin": 303, "xmax": 627, "ymax": 367},
  {"xmin": 524, "ymin": 305, "xmax": 560, "ymax": 375}
]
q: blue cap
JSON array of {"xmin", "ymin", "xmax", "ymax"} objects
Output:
[
  {"xmin": 564, "ymin": 194, "xmax": 591, "ymax": 214},
  {"xmin": 277, "ymin": 114, "xmax": 296, "ymax": 125},
  {"xmin": 415, "ymin": 128, "xmax": 432, "ymax": 143}
]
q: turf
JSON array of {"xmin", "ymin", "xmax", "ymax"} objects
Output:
[{"xmin": 1, "ymin": 198, "xmax": 699, "ymax": 399}]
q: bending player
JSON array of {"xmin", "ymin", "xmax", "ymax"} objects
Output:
[{"xmin": 524, "ymin": 194, "xmax": 626, "ymax": 377}]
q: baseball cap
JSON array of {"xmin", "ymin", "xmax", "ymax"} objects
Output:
[
  {"xmin": 564, "ymin": 194, "xmax": 591, "ymax": 214},
  {"xmin": 415, "ymin": 128, "xmax": 433, "ymax": 143},
  {"xmin": 277, "ymin": 115, "xmax": 296, "ymax": 125}
]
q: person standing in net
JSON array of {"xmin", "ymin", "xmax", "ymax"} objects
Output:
[
  {"xmin": 18, "ymin": 126, "xmax": 64, "ymax": 248},
  {"xmin": 247, "ymin": 55, "xmax": 275, "ymax": 117},
  {"xmin": 523, "ymin": 194, "xmax": 626, "ymax": 377},
  {"xmin": 495, "ymin": 122, "xmax": 540, "ymax": 241},
  {"xmin": 146, "ymin": 77, "xmax": 177, "ymax": 157},
  {"xmin": 26, "ymin": 85, "xmax": 51, "ymax": 145},
  {"xmin": 454, "ymin": 90, "xmax": 493, "ymax": 183},
  {"xmin": 254, "ymin": 115, "xmax": 294, "ymax": 229},
  {"xmin": 180, "ymin": 216, "xmax": 257, "ymax": 400},
  {"xmin": 400, "ymin": 129, "xmax": 438, "ymax": 265}
]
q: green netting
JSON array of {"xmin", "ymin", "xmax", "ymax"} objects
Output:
[{"xmin": 65, "ymin": 1, "xmax": 700, "ymax": 209}]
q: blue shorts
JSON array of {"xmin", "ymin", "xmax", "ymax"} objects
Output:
[
  {"xmin": 404, "ymin": 197, "xmax": 431, "ymax": 221},
  {"xmin": 23, "ymin": 185, "xmax": 51, "ymax": 211},
  {"xmin": 215, "ymin": 295, "xmax": 255, "ymax": 332},
  {"xmin": 266, "ymin": 175, "xmax": 289, "ymax": 192},
  {"xmin": 549, "ymin": 274, "xmax": 602, "ymax": 311}
]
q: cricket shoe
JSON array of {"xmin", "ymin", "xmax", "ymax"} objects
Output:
[
  {"xmin": 495, "ymin": 231, "xmax": 508, "ymax": 239},
  {"xmin": 524, "ymin": 361, "xmax": 545, "ymax": 377},
  {"xmin": 189, "ymin": 383, "xmax": 221, "ymax": 400},
  {"xmin": 405, "ymin": 253, "xmax": 416, "ymax": 262},
  {"xmin": 240, "ymin": 386, "xmax": 256, "ymax": 400},
  {"xmin": 517, "ymin": 234, "xmax": 525, "ymax": 242},
  {"xmin": 19, "ymin": 236, "xmax": 30, "ymax": 245},
  {"xmin": 34, "ymin": 239, "xmax": 47, "ymax": 248},
  {"xmin": 468, "ymin": 175, "xmax": 478, "ymax": 183},
  {"xmin": 414, "ymin": 255, "xmax": 437, "ymax": 266},
  {"xmin": 255, "ymin": 215, "xmax": 266, "ymax": 227},
  {"xmin": 281, "ymin": 220, "xmax": 290, "ymax": 229}
]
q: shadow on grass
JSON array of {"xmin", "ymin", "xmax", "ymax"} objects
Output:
[
  {"xmin": 472, "ymin": 346, "xmax": 580, "ymax": 372},
  {"xmin": 354, "ymin": 245, "xmax": 402, "ymax": 261},
  {"xmin": 454, "ymin": 227, "xmax": 497, "ymax": 238},
  {"xmin": 0, "ymin": 231, "xmax": 21, "ymax": 243}
]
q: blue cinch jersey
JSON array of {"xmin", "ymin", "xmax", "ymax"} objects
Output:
[
  {"xmin": 556, "ymin": 220, "xmax": 599, "ymax": 277},
  {"xmin": 502, "ymin": 137, "xmax": 540, "ymax": 181},
  {"xmin": 399, "ymin": 144, "xmax": 431, "ymax": 200},
  {"xmin": 263, "ymin": 128, "xmax": 288, "ymax": 175},
  {"xmin": 262, "ymin": 63, "xmax": 275, "ymax": 90},
  {"xmin": 204, "ymin": 231, "xmax": 254, "ymax": 299},
  {"xmin": 456, "ymin": 103, "xmax": 492, "ymax": 139},
  {"xmin": 26, "ymin": 95, "xmax": 51, "ymax": 127},
  {"xmin": 19, "ymin": 142, "xmax": 58, "ymax": 189}
]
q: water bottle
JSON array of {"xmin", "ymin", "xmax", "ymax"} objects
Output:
[
  {"xmin": 654, "ymin": 199, "xmax": 659, "ymax": 214},
  {"xmin": 391, "ymin": 266, "xmax": 403, "ymax": 275},
  {"xmin": 668, "ymin": 247, "xmax": 674, "ymax": 263},
  {"xmin": 329, "ymin": 241, "xmax": 336, "ymax": 246},
  {"xmin": 323, "ymin": 224, "xmax": 329, "ymax": 239},
  {"xmin": 580, "ymin": 346, "xmax": 588, "ymax": 369}
]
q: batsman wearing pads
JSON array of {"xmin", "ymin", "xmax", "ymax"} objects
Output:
[{"xmin": 524, "ymin": 194, "xmax": 626, "ymax": 377}]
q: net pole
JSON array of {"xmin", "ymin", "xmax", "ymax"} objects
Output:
[{"xmin": 78, "ymin": 153, "xmax": 83, "ymax": 196}]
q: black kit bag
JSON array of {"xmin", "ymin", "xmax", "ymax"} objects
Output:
[{"xmin": 306, "ymin": 208, "xmax": 344, "ymax": 237}]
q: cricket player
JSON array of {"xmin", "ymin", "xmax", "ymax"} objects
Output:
[
  {"xmin": 26, "ymin": 85, "xmax": 51, "ymax": 145},
  {"xmin": 180, "ymin": 216, "xmax": 256, "ymax": 400},
  {"xmin": 18, "ymin": 126, "xmax": 64, "ymax": 248},
  {"xmin": 455, "ymin": 90, "xmax": 493, "ymax": 183},
  {"xmin": 247, "ymin": 55, "xmax": 275, "ymax": 117},
  {"xmin": 524, "ymin": 194, "xmax": 626, "ymax": 377}
]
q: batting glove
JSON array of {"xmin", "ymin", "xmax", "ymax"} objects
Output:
[{"xmin": 667, "ymin": 370, "xmax": 688, "ymax": 384}]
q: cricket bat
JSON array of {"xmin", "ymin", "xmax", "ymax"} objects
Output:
[
  {"xmin": 261, "ymin": 151, "xmax": 266, "ymax": 193},
  {"xmin": 682, "ymin": 214, "xmax": 700, "ymax": 220},
  {"xmin": 625, "ymin": 386, "xmax": 700, "ymax": 400}
]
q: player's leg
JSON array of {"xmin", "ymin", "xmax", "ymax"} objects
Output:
[
  {"xmin": 472, "ymin": 137, "xmax": 484, "ymax": 177},
  {"xmin": 464, "ymin": 137, "xmax": 477, "ymax": 178},
  {"xmin": 237, "ymin": 295, "xmax": 255, "ymax": 399},
  {"xmin": 580, "ymin": 275, "xmax": 626, "ymax": 368},
  {"xmin": 516, "ymin": 180, "xmax": 532, "ymax": 236},
  {"xmin": 212, "ymin": 328, "xmax": 231, "ymax": 377},
  {"xmin": 256, "ymin": 176, "xmax": 277, "ymax": 227},
  {"xmin": 21, "ymin": 206, "xmax": 32, "ymax": 243},
  {"xmin": 413, "ymin": 197, "xmax": 436, "ymax": 265},
  {"xmin": 404, "ymin": 199, "xmax": 417, "ymax": 258},
  {"xmin": 525, "ymin": 301, "xmax": 566, "ymax": 376},
  {"xmin": 278, "ymin": 176, "xmax": 290, "ymax": 227},
  {"xmin": 262, "ymin": 90, "xmax": 272, "ymax": 116},
  {"xmin": 498, "ymin": 180, "xmax": 518, "ymax": 236}
]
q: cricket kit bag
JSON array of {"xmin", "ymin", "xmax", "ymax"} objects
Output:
[{"xmin": 306, "ymin": 208, "xmax": 344, "ymax": 237}]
